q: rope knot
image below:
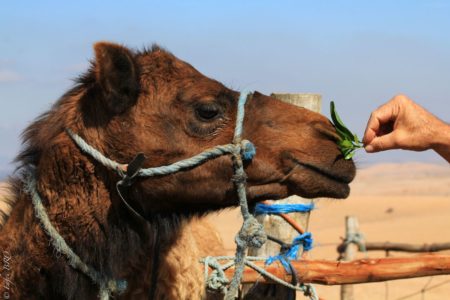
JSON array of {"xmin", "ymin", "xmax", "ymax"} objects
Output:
[
  {"xmin": 265, "ymin": 232, "xmax": 314, "ymax": 272},
  {"xmin": 107, "ymin": 279, "xmax": 128, "ymax": 295},
  {"xmin": 293, "ymin": 232, "xmax": 313, "ymax": 252},
  {"xmin": 203, "ymin": 257, "xmax": 229, "ymax": 294},
  {"xmin": 236, "ymin": 216, "xmax": 267, "ymax": 249},
  {"xmin": 240, "ymin": 140, "xmax": 256, "ymax": 161},
  {"xmin": 231, "ymin": 170, "xmax": 247, "ymax": 185},
  {"xmin": 207, "ymin": 271, "xmax": 229, "ymax": 294}
]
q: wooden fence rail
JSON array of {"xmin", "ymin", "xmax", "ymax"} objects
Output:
[
  {"xmin": 337, "ymin": 241, "xmax": 450, "ymax": 254},
  {"xmin": 203, "ymin": 254, "xmax": 450, "ymax": 286},
  {"xmin": 362, "ymin": 242, "xmax": 450, "ymax": 253},
  {"xmin": 335, "ymin": 216, "xmax": 450, "ymax": 300}
]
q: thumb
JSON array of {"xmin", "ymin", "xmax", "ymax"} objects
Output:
[{"xmin": 365, "ymin": 132, "xmax": 400, "ymax": 153}]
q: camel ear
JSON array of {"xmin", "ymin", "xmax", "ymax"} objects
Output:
[{"xmin": 94, "ymin": 42, "xmax": 139, "ymax": 114}]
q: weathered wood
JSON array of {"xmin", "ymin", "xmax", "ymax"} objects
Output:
[
  {"xmin": 364, "ymin": 242, "xmax": 450, "ymax": 253},
  {"xmin": 208, "ymin": 254, "xmax": 450, "ymax": 285},
  {"xmin": 270, "ymin": 93, "xmax": 322, "ymax": 112},
  {"xmin": 243, "ymin": 93, "xmax": 321, "ymax": 299},
  {"xmin": 340, "ymin": 216, "xmax": 360, "ymax": 300}
]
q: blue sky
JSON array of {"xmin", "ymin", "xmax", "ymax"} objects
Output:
[{"xmin": 1, "ymin": 0, "xmax": 449, "ymax": 176}]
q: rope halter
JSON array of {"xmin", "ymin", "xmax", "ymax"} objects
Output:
[{"xmin": 28, "ymin": 91, "xmax": 264, "ymax": 299}]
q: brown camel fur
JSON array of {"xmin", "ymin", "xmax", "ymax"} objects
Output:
[{"xmin": 0, "ymin": 42, "xmax": 355, "ymax": 299}]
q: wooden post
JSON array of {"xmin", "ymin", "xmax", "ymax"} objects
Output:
[
  {"xmin": 340, "ymin": 216, "xmax": 360, "ymax": 300},
  {"xmin": 242, "ymin": 93, "xmax": 321, "ymax": 299}
]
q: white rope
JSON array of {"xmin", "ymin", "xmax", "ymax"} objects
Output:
[
  {"xmin": 200, "ymin": 256, "xmax": 319, "ymax": 300},
  {"xmin": 24, "ymin": 172, "xmax": 127, "ymax": 299}
]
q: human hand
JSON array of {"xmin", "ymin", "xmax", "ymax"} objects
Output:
[{"xmin": 363, "ymin": 95, "xmax": 450, "ymax": 159}]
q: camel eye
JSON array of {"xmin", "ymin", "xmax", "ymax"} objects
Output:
[{"xmin": 195, "ymin": 103, "xmax": 221, "ymax": 121}]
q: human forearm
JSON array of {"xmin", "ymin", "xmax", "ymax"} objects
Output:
[
  {"xmin": 364, "ymin": 95, "xmax": 450, "ymax": 162},
  {"xmin": 431, "ymin": 121, "xmax": 450, "ymax": 163}
]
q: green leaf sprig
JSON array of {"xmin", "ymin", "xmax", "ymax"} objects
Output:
[{"xmin": 330, "ymin": 101, "xmax": 363, "ymax": 160}]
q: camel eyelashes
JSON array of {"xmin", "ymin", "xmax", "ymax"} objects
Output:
[
  {"xmin": 194, "ymin": 103, "xmax": 222, "ymax": 122},
  {"xmin": 188, "ymin": 102, "xmax": 225, "ymax": 137}
]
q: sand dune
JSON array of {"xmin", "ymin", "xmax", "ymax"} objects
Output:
[{"xmin": 351, "ymin": 162, "xmax": 450, "ymax": 196}]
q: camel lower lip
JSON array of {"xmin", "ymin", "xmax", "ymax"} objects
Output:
[
  {"xmin": 284, "ymin": 161, "xmax": 352, "ymax": 199},
  {"xmin": 246, "ymin": 158, "xmax": 353, "ymax": 201},
  {"xmin": 290, "ymin": 178, "xmax": 349, "ymax": 199},
  {"xmin": 247, "ymin": 183, "xmax": 288, "ymax": 202},
  {"xmin": 247, "ymin": 172, "xmax": 350, "ymax": 200},
  {"xmin": 293, "ymin": 160, "xmax": 353, "ymax": 184}
]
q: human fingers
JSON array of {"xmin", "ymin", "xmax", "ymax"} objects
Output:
[
  {"xmin": 365, "ymin": 131, "xmax": 400, "ymax": 152},
  {"xmin": 363, "ymin": 101, "xmax": 398, "ymax": 145}
]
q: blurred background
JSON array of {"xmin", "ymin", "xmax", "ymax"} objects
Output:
[{"xmin": 1, "ymin": 0, "xmax": 449, "ymax": 177}]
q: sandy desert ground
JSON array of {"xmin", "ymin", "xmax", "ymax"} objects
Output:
[
  {"xmin": 209, "ymin": 162, "xmax": 450, "ymax": 299},
  {"xmin": 1, "ymin": 162, "xmax": 449, "ymax": 299}
]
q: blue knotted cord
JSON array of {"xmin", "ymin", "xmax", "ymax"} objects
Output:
[
  {"xmin": 252, "ymin": 200, "xmax": 318, "ymax": 299},
  {"xmin": 201, "ymin": 204, "xmax": 319, "ymax": 300},
  {"xmin": 254, "ymin": 201, "xmax": 315, "ymax": 271},
  {"xmin": 265, "ymin": 232, "xmax": 314, "ymax": 271},
  {"xmin": 254, "ymin": 203, "xmax": 315, "ymax": 215}
]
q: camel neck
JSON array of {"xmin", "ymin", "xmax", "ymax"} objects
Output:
[
  {"xmin": 25, "ymin": 173, "xmax": 127, "ymax": 299},
  {"xmin": 4, "ymin": 146, "xmax": 163, "ymax": 298}
]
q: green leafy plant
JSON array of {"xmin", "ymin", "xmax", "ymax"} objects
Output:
[{"xmin": 330, "ymin": 101, "xmax": 363, "ymax": 160}]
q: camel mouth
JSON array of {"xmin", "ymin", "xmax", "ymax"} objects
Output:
[
  {"xmin": 247, "ymin": 183, "xmax": 288, "ymax": 203},
  {"xmin": 291, "ymin": 158, "xmax": 354, "ymax": 185},
  {"xmin": 246, "ymin": 172, "xmax": 350, "ymax": 203},
  {"xmin": 279, "ymin": 156, "xmax": 355, "ymax": 199}
]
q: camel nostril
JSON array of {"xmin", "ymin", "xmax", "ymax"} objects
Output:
[{"xmin": 313, "ymin": 122, "xmax": 341, "ymax": 142}]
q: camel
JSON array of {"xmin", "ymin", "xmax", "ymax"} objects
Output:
[{"xmin": 0, "ymin": 42, "xmax": 356, "ymax": 299}]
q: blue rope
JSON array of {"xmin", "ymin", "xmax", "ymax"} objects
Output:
[
  {"xmin": 265, "ymin": 232, "xmax": 313, "ymax": 272},
  {"xmin": 254, "ymin": 203, "xmax": 315, "ymax": 215},
  {"xmin": 256, "ymin": 202, "xmax": 315, "ymax": 273}
]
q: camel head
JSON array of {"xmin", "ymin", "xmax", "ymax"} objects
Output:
[{"xmin": 63, "ymin": 42, "xmax": 356, "ymax": 215}]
